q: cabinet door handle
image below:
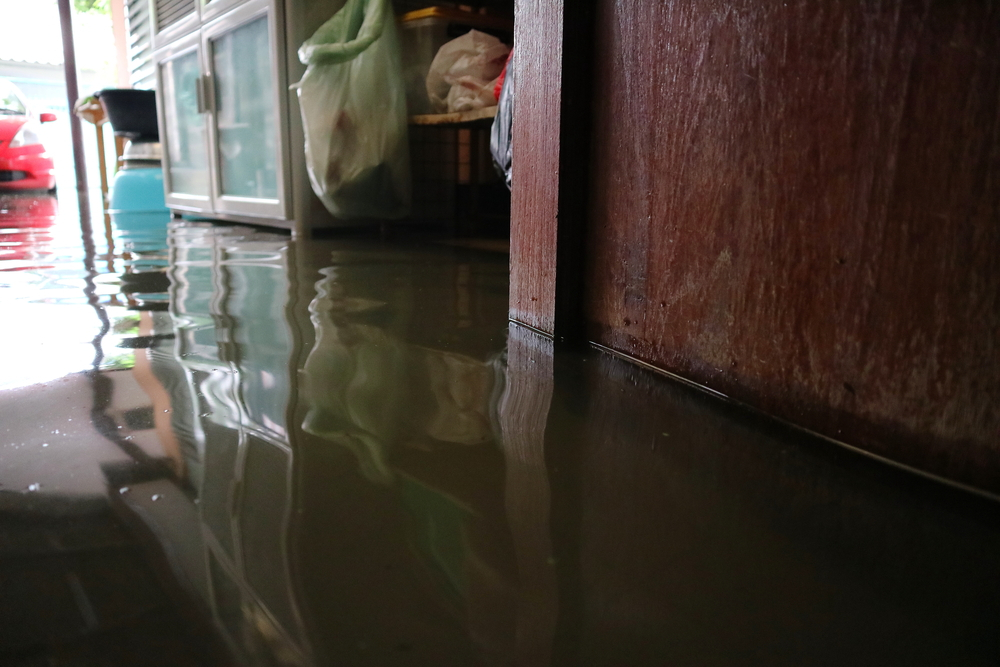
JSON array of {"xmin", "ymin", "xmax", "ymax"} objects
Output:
[
  {"xmin": 195, "ymin": 75, "xmax": 206, "ymax": 114},
  {"xmin": 203, "ymin": 74, "xmax": 215, "ymax": 114},
  {"xmin": 195, "ymin": 74, "xmax": 214, "ymax": 114}
]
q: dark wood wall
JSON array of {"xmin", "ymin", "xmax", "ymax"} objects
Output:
[
  {"xmin": 512, "ymin": 0, "xmax": 1000, "ymax": 492},
  {"xmin": 584, "ymin": 0, "xmax": 1000, "ymax": 490}
]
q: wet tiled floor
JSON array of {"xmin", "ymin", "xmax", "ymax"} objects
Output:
[{"xmin": 1, "ymin": 191, "xmax": 999, "ymax": 665}]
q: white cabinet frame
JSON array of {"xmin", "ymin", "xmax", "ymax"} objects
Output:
[
  {"xmin": 154, "ymin": 30, "xmax": 214, "ymax": 213},
  {"xmin": 202, "ymin": 0, "xmax": 292, "ymax": 221},
  {"xmin": 199, "ymin": 0, "xmax": 249, "ymax": 24}
]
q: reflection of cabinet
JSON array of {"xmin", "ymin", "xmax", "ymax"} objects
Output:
[
  {"xmin": 152, "ymin": 0, "xmax": 343, "ymax": 230},
  {"xmin": 166, "ymin": 222, "xmax": 310, "ymax": 663}
]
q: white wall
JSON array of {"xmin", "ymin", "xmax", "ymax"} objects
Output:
[{"xmin": 1, "ymin": 60, "xmax": 120, "ymax": 198}]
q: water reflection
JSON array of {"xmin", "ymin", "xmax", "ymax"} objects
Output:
[
  {"xmin": 154, "ymin": 225, "xmax": 535, "ymax": 665},
  {"xmin": 296, "ymin": 257, "xmax": 557, "ymax": 666},
  {"xmin": 0, "ymin": 214, "xmax": 999, "ymax": 665},
  {"xmin": 0, "ymin": 193, "xmax": 57, "ymax": 266},
  {"xmin": 102, "ymin": 223, "xmax": 541, "ymax": 665},
  {"xmin": 301, "ymin": 267, "xmax": 501, "ymax": 483},
  {"xmin": 134, "ymin": 223, "xmax": 305, "ymax": 664}
]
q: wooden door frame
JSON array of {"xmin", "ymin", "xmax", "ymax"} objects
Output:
[{"xmin": 509, "ymin": 0, "xmax": 594, "ymax": 342}]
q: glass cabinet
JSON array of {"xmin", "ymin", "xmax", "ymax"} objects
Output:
[
  {"xmin": 205, "ymin": 4, "xmax": 285, "ymax": 217},
  {"xmin": 157, "ymin": 32, "xmax": 212, "ymax": 208},
  {"xmin": 153, "ymin": 0, "xmax": 293, "ymax": 226}
]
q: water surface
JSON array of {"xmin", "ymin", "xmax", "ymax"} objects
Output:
[{"xmin": 0, "ymin": 192, "xmax": 998, "ymax": 665}]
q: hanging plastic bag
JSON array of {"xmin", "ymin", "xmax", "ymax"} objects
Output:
[
  {"xmin": 426, "ymin": 30, "xmax": 510, "ymax": 114},
  {"xmin": 294, "ymin": 0, "xmax": 410, "ymax": 220},
  {"xmin": 490, "ymin": 50, "xmax": 513, "ymax": 190}
]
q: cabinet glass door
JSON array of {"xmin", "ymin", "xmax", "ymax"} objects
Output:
[
  {"xmin": 158, "ymin": 41, "xmax": 212, "ymax": 206},
  {"xmin": 205, "ymin": 3, "xmax": 287, "ymax": 219}
]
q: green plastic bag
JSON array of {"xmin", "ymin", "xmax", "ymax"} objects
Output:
[{"xmin": 294, "ymin": 0, "xmax": 411, "ymax": 220}]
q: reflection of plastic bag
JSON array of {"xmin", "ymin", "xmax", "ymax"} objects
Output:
[
  {"xmin": 426, "ymin": 30, "xmax": 510, "ymax": 113},
  {"xmin": 490, "ymin": 50, "xmax": 513, "ymax": 190},
  {"xmin": 301, "ymin": 271, "xmax": 497, "ymax": 484},
  {"xmin": 294, "ymin": 0, "xmax": 410, "ymax": 220}
]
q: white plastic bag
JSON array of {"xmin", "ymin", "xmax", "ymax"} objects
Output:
[
  {"xmin": 426, "ymin": 30, "xmax": 510, "ymax": 114},
  {"xmin": 294, "ymin": 0, "xmax": 410, "ymax": 220}
]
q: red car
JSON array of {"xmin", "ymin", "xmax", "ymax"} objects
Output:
[{"xmin": 0, "ymin": 79, "xmax": 56, "ymax": 192}]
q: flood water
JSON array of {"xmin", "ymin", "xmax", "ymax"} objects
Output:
[{"xmin": 1, "ymin": 191, "xmax": 999, "ymax": 666}]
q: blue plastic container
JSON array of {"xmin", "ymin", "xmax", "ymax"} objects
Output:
[{"xmin": 108, "ymin": 165, "xmax": 171, "ymax": 231}]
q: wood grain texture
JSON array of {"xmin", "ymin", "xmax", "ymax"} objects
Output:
[
  {"xmin": 510, "ymin": 0, "xmax": 562, "ymax": 333},
  {"xmin": 510, "ymin": 0, "xmax": 595, "ymax": 337},
  {"xmin": 584, "ymin": 1, "xmax": 1000, "ymax": 491}
]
